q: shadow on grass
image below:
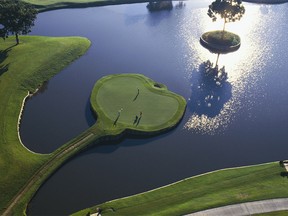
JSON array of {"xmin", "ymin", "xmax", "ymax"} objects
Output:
[
  {"xmin": 0, "ymin": 44, "xmax": 16, "ymax": 76},
  {"xmin": 280, "ymin": 172, "xmax": 288, "ymax": 178}
]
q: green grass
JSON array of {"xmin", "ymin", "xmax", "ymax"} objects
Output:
[
  {"xmin": 72, "ymin": 162, "xmax": 288, "ymax": 216},
  {"xmin": 0, "ymin": 36, "xmax": 186, "ymax": 215},
  {"xmin": 91, "ymin": 74, "xmax": 186, "ymax": 132},
  {"xmin": 22, "ymin": 0, "xmax": 147, "ymax": 11},
  {"xmin": 202, "ymin": 30, "xmax": 241, "ymax": 47},
  {"xmin": 0, "ymin": 35, "xmax": 90, "ymax": 214},
  {"xmin": 253, "ymin": 211, "xmax": 288, "ymax": 216}
]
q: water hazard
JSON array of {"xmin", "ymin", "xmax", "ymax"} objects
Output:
[{"xmin": 22, "ymin": 1, "xmax": 288, "ymax": 215}]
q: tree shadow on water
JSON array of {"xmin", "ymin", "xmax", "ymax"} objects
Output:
[{"xmin": 188, "ymin": 60, "xmax": 232, "ymax": 118}]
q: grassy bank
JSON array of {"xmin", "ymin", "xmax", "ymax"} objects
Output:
[
  {"xmin": 0, "ymin": 36, "xmax": 91, "ymax": 214},
  {"xmin": 73, "ymin": 162, "xmax": 288, "ymax": 216},
  {"xmin": 22, "ymin": 0, "xmax": 148, "ymax": 12},
  {"xmin": 22, "ymin": 0, "xmax": 288, "ymax": 12}
]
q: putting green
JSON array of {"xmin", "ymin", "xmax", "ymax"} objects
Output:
[{"xmin": 91, "ymin": 74, "xmax": 186, "ymax": 132}]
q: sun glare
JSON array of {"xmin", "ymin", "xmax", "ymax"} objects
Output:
[{"xmin": 180, "ymin": 3, "xmax": 273, "ymax": 134}]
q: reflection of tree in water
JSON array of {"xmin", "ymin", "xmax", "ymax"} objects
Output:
[
  {"xmin": 175, "ymin": 1, "xmax": 185, "ymax": 9},
  {"xmin": 147, "ymin": 1, "xmax": 173, "ymax": 12},
  {"xmin": 188, "ymin": 59, "xmax": 232, "ymax": 118}
]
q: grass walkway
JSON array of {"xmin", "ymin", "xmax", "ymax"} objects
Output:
[
  {"xmin": 0, "ymin": 36, "xmax": 91, "ymax": 215},
  {"xmin": 72, "ymin": 162, "xmax": 288, "ymax": 216}
]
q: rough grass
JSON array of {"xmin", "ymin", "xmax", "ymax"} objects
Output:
[
  {"xmin": 202, "ymin": 30, "xmax": 241, "ymax": 47},
  {"xmin": 91, "ymin": 74, "xmax": 186, "ymax": 132},
  {"xmin": 72, "ymin": 162, "xmax": 288, "ymax": 216},
  {"xmin": 0, "ymin": 35, "xmax": 90, "ymax": 214}
]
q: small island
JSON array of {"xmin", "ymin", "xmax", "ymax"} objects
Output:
[
  {"xmin": 91, "ymin": 74, "xmax": 186, "ymax": 134},
  {"xmin": 201, "ymin": 0, "xmax": 245, "ymax": 53},
  {"xmin": 200, "ymin": 30, "xmax": 241, "ymax": 53}
]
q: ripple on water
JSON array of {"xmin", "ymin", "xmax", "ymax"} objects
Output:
[{"xmin": 178, "ymin": 4, "xmax": 280, "ymax": 134}]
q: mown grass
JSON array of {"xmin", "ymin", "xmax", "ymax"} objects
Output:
[
  {"xmin": 73, "ymin": 162, "xmax": 288, "ymax": 216},
  {"xmin": 91, "ymin": 74, "xmax": 186, "ymax": 132},
  {"xmin": 22, "ymin": 0, "xmax": 147, "ymax": 11},
  {"xmin": 253, "ymin": 210, "xmax": 288, "ymax": 216},
  {"xmin": 0, "ymin": 35, "xmax": 90, "ymax": 214}
]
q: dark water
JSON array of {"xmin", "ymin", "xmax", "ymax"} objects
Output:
[{"xmin": 22, "ymin": 1, "xmax": 288, "ymax": 215}]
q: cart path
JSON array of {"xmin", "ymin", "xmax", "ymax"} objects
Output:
[
  {"xmin": 2, "ymin": 132, "xmax": 95, "ymax": 216},
  {"xmin": 186, "ymin": 198, "xmax": 288, "ymax": 216}
]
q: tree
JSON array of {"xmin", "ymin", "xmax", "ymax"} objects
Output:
[
  {"xmin": 0, "ymin": 0, "xmax": 37, "ymax": 45},
  {"xmin": 208, "ymin": 0, "xmax": 245, "ymax": 33}
]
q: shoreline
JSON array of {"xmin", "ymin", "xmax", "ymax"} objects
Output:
[
  {"xmin": 105, "ymin": 161, "xmax": 275, "ymax": 204},
  {"xmin": 27, "ymin": 0, "xmax": 288, "ymax": 12},
  {"xmin": 17, "ymin": 90, "xmax": 46, "ymax": 155}
]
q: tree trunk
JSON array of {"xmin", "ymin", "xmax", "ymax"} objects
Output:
[
  {"xmin": 15, "ymin": 33, "xmax": 19, "ymax": 45},
  {"xmin": 215, "ymin": 53, "xmax": 220, "ymax": 68}
]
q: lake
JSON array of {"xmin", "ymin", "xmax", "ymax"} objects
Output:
[{"xmin": 22, "ymin": 1, "xmax": 288, "ymax": 215}]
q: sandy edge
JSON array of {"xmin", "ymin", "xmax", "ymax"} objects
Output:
[{"xmin": 17, "ymin": 90, "xmax": 45, "ymax": 155}]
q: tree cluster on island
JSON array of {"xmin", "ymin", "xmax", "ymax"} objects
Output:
[
  {"xmin": 147, "ymin": 1, "xmax": 173, "ymax": 11},
  {"xmin": 208, "ymin": 0, "xmax": 245, "ymax": 33}
]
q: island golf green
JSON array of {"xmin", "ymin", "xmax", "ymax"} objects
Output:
[{"xmin": 91, "ymin": 74, "xmax": 186, "ymax": 133}]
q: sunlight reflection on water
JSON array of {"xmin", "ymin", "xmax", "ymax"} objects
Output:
[{"xmin": 180, "ymin": 3, "xmax": 279, "ymax": 134}]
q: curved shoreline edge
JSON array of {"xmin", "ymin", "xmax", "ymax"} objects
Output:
[
  {"xmin": 72, "ymin": 161, "xmax": 288, "ymax": 216},
  {"xmin": 0, "ymin": 36, "xmax": 92, "ymax": 215},
  {"xmin": 17, "ymin": 91, "xmax": 45, "ymax": 155},
  {"xmin": 101, "ymin": 162, "xmax": 276, "ymax": 204}
]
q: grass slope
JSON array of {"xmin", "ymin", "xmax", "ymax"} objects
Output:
[
  {"xmin": 73, "ymin": 162, "xmax": 288, "ymax": 216},
  {"xmin": 91, "ymin": 74, "xmax": 186, "ymax": 132},
  {"xmin": 0, "ymin": 36, "xmax": 90, "ymax": 214}
]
